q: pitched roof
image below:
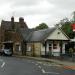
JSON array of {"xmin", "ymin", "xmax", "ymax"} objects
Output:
[
  {"xmin": 29, "ymin": 28, "xmax": 55, "ymax": 42},
  {"xmin": 20, "ymin": 27, "xmax": 70, "ymax": 42},
  {"xmin": 20, "ymin": 27, "xmax": 56, "ymax": 42},
  {"xmin": 19, "ymin": 28, "xmax": 34, "ymax": 42}
]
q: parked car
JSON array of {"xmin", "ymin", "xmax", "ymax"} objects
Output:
[{"xmin": 2, "ymin": 49, "xmax": 12, "ymax": 56}]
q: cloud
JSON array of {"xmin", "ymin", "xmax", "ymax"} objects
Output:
[
  {"xmin": 11, "ymin": 0, "xmax": 41, "ymax": 7},
  {"xmin": 0, "ymin": 0, "xmax": 75, "ymax": 28},
  {"xmin": 11, "ymin": 0, "xmax": 54, "ymax": 16},
  {"xmin": 24, "ymin": 14, "xmax": 53, "ymax": 28},
  {"xmin": 0, "ymin": 3, "xmax": 12, "ymax": 18},
  {"xmin": 0, "ymin": 0, "xmax": 10, "ymax": 4},
  {"xmin": 48, "ymin": 0, "xmax": 75, "ymax": 11}
]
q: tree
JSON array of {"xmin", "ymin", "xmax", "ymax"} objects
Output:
[
  {"xmin": 56, "ymin": 17, "xmax": 73, "ymax": 38},
  {"xmin": 60, "ymin": 11, "xmax": 75, "ymax": 39},
  {"xmin": 35, "ymin": 23, "xmax": 49, "ymax": 30},
  {"xmin": 71, "ymin": 11, "xmax": 75, "ymax": 23},
  {"xmin": 61, "ymin": 21, "xmax": 73, "ymax": 38}
]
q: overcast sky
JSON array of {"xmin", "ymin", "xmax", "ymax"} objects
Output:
[{"xmin": 0, "ymin": 0, "xmax": 75, "ymax": 28}]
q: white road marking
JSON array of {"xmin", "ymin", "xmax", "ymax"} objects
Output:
[
  {"xmin": 45, "ymin": 72, "xmax": 60, "ymax": 74},
  {"xmin": 35, "ymin": 63, "xmax": 38, "ymax": 66},
  {"xmin": 32, "ymin": 62, "xmax": 34, "ymax": 64},
  {"xmin": 32, "ymin": 61, "xmax": 60, "ymax": 75},
  {"xmin": 38, "ymin": 66, "xmax": 41, "ymax": 69},
  {"xmin": 1, "ymin": 62, "xmax": 5, "ymax": 68},
  {"xmin": 42, "ymin": 69, "xmax": 45, "ymax": 73},
  {"xmin": 41, "ymin": 68, "xmax": 60, "ymax": 74},
  {"xmin": 37, "ymin": 61, "xmax": 61, "ymax": 67}
]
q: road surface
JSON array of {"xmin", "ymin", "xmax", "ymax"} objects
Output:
[{"xmin": 0, "ymin": 56, "xmax": 75, "ymax": 75}]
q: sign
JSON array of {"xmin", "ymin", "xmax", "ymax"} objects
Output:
[{"xmin": 71, "ymin": 23, "xmax": 75, "ymax": 31}]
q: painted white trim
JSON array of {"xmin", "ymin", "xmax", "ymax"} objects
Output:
[
  {"xmin": 46, "ymin": 41, "xmax": 60, "ymax": 56},
  {"xmin": 27, "ymin": 46, "xmax": 31, "ymax": 51},
  {"xmin": 15, "ymin": 43, "xmax": 21, "ymax": 52},
  {"xmin": 19, "ymin": 45, "xmax": 21, "ymax": 51},
  {"xmin": 45, "ymin": 28, "xmax": 69, "ymax": 41},
  {"xmin": 41, "ymin": 43, "xmax": 45, "ymax": 55},
  {"xmin": 62, "ymin": 42, "xmax": 66, "ymax": 54}
]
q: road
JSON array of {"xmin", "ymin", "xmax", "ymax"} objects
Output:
[{"xmin": 0, "ymin": 56, "xmax": 75, "ymax": 75}]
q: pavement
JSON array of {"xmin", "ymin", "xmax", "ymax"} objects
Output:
[{"xmin": 13, "ymin": 55, "xmax": 75, "ymax": 70}]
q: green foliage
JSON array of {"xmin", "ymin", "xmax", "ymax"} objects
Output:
[
  {"xmin": 69, "ymin": 48, "xmax": 73, "ymax": 56},
  {"xmin": 59, "ymin": 11, "xmax": 75, "ymax": 39},
  {"xmin": 61, "ymin": 21, "xmax": 74, "ymax": 38},
  {"xmin": 35, "ymin": 23, "xmax": 49, "ymax": 30},
  {"xmin": 69, "ymin": 48, "xmax": 73, "ymax": 54}
]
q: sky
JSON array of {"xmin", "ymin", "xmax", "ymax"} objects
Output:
[{"xmin": 0, "ymin": 0, "xmax": 75, "ymax": 28}]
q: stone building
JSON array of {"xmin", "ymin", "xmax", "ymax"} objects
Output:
[
  {"xmin": 0, "ymin": 17, "xmax": 70, "ymax": 57},
  {"xmin": 0, "ymin": 17, "xmax": 28, "ymax": 55}
]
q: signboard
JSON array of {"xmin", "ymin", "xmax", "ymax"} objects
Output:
[{"xmin": 71, "ymin": 23, "xmax": 75, "ymax": 31}]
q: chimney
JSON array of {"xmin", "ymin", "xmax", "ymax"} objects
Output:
[
  {"xmin": 19, "ymin": 17, "xmax": 24, "ymax": 28},
  {"xmin": 11, "ymin": 16, "xmax": 14, "ymax": 22},
  {"xmin": 19, "ymin": 17, "xmax": 24, "ymax": 23},
  {"xmin": 11, "ymin": 16, "xmax": 15, "ymax": 30},
  {"xmin": 19, "ymin": 17, "xmax": 28, "ymax": 28}
]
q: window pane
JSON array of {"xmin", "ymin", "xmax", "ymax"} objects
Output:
[
  {"xmin": 49, "ymin": 44, "xmax": 51, "ymax": 46},
  {"xmin": 15, "ymin": 45, "xmax": 19, "ymax": 52},
  {"xmin": 53, "ymin": 43, "xmax": 57, "ymax": 49}
]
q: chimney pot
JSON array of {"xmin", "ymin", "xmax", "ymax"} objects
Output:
[
  {"xmin": 11, "ymin": 16, "xmax": 14, "ymax": 22},
  {"xmin": 19, "ymin": 17, "xmax": 24, "ymax": 23},
  {"xmin": 11, "ymin": 16, "xmax": 14, "ymax": 30}
]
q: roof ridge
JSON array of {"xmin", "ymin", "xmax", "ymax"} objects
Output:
[
  {"xmin": 33, "ymin": 27, "xmax": 55, "ymax": 32},
  {"xmin": 2, "ymin": 20, "xmax": 19, "ymax": 23}
]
